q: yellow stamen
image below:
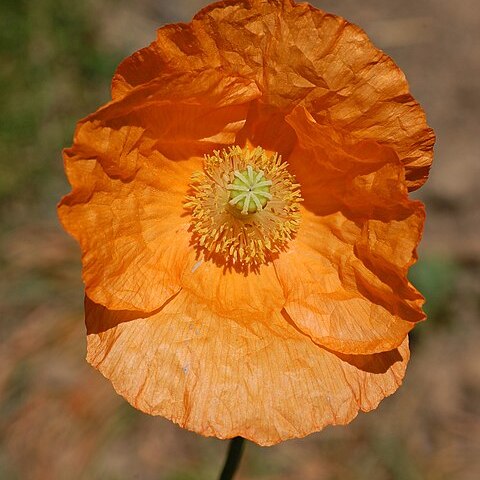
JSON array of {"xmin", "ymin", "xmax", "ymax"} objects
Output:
[{"xmin": 185, "ymin": 146, "xmax": 302, "ymax": 267}]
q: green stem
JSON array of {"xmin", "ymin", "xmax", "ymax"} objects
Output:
[{"xmin": 218, "ymin": 437, "xmax": 246, "ymax": 480}]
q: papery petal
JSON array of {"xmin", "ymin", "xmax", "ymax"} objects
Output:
[
  {"xmin": 273, "ymin": 107, "xmax": 425, "ymax": 354},
  {"xmin": 58, "ymin": 71, "xmax": 260, "ymax": 311},
  {"xmin": 235, "ymin": 101, "xmax": 297, "ymax": 159},
  {"xmin": 86, "ymin": 292, "xmax": 409, "ymax": 446},
  {"xmin": 181, "ymin": 260, "xmax": 285, "ymax": 321},
  {"xmin": 112, "ymin": 0, "xmax": 434, "ymax": 189}
]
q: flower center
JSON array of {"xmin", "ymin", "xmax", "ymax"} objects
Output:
[
  {"xmin": 185, "ymin": 146, "xmax": 302, "ymax": 267},
  {"xmin": 227, "ymin": 165, "xmax": 272, "ymax": 214}
]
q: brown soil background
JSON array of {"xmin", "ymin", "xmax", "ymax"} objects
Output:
[{"xmin": 1, "ymin": 1, "xmax": 479, "ymax": 479}]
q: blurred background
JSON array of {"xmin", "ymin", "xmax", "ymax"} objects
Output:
[{"xmin": 1, "ymin": 0, "xmax": 479, "ymax": 478}]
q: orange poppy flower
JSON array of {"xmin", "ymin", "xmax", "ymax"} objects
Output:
[{"xmin": 58, "ymin": 0, "xmax": 434, "ymax": 446}]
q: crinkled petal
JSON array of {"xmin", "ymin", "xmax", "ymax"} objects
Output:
[
  {"xmin": 273, "ymin": 107, "xmax": 425, "ymax": 354},
  {"xmin": 235, "ymin": 101, "xmax": 297, "ymax": 159},
  {"xmin": 58, "ymin": 70, "xmax": 260, "ymax": 311},
  {"xmin": 85, "ymin": 291, "xmax": 409, "ymax": 446},
  {"xmin": 181, "ymin": 260, "xmax": 285, "ymax": 321},
  {"xmin": 112, "ymin": 0, "xmax": 434, "ymax": 189}
]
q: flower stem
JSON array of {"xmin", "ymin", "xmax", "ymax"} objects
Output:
[{"xmin": 218, "ymin": 437, "xmax": 245, "ymax": 480}]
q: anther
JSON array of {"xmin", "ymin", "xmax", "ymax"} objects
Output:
[{"xmin": 185, "ymin": 146, "xmax": 302, "ymax": 266}]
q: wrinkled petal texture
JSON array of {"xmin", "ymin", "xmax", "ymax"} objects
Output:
[
  {"xmin": 86, "ymin": 292, "xmax": 409, "ymax": 446},
  {"xmin": 273, "ymin": 107, "xmax": 425, "ymax": 354},
  {"xmin": 113, "ymin": 0, "xmax": 434, "ymax": 190},
  {"xmin": 59, "ymin": 71, "xmax": 261, "ymax": 311},
  {"xmin": 57, "ymin": 0, "xmax": 434, "ymax": 444},
  {"xmin": 181, "ymin": 260, "xmax": 285, "ymax": 321}
]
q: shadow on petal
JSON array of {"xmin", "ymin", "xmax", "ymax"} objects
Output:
[
  {"xmin": 85, "ymin": 292, "xmax": 180, "ymax": 334},
  {"xmin": 333, "ymin": 347, "xmax": 405, "ymax": 374},
  {"xmin": 236, "ymin": 101, "xmax": 297, "ymax": 158},
  {"xmin": 281, "ymin": 308, "xmax": 406, "ymax": 373}
]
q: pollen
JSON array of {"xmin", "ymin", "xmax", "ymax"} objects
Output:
[{"xmin": 185, "ymin": 146, "xmax": 302, "ymax": 267}]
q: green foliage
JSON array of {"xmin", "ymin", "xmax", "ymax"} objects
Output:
[
  {"xmin": 409, "ymin": 256, "xmax": 457, "ymax": 327},
  {"xmin": 371, "ymin": 435, "xmax": 423, "ymax": 480},
  {"xmin": 0, "ymin": 0, "xmax": 123, "ymax": 209}
]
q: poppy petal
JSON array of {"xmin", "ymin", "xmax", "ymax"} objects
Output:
[
  {"xmin": 273, "ymin": 107, "xmax": 425, "ymax": 354},
  {"xmin": 180, "ymin": 260, "xmax": 285, "ymax": 321},
  {"xmin": 59, "ymin": 71, "xmax": 260, "ymax": 311},
  {"xmin": 112, "ymin": 0, "xmax": 434, "ymax": 189},
  {"xmin": 85, "ymin": 292, "xmax": 409, "ymax": 446}
]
